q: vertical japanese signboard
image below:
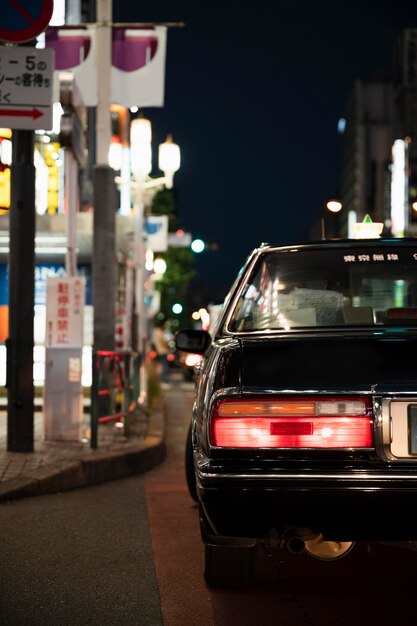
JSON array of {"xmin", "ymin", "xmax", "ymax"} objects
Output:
[
  {"xmin": 45, "ymin": 276, "xmax": 85, "ymax": 348},
  {"xmin": 44, "ymin": 275, "xmax": 85, "ymax": 442}
]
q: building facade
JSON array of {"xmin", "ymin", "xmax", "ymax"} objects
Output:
[{"xmin": 334, "ymin": 28, "xmax": 417, "ymax": 238}]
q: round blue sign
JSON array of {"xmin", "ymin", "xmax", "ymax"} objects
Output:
[{"xmin": 0, "ymin": 0, "xmax": 54, "ymax": 43}]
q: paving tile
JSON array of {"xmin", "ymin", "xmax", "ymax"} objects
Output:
[{"xmin": 0, "ymin": 402, "xmax": 150, "ymax": 482}]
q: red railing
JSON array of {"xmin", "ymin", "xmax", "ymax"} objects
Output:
[{"xmin": 90, "ymin": 350, "xmax": 146, "ymax": 448}]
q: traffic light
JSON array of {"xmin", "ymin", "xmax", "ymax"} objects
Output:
[{"xmin": 191, "ymin": 238, "xmax": 205, "ymax": 253}]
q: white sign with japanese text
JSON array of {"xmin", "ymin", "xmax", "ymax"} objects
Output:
[
  {"xmin": 45, "ymin": 276, "xmax": 85, "ymax": 348},
  {"xmin": 0, "ymin": 46, "xmax": 54, "ymax": 130}
]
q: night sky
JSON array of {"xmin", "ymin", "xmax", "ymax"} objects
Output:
[{"xmin": 114, "ymin": 0, "xmax": 417, "ymax": 303}]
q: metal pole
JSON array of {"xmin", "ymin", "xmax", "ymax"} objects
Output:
[
  {"xmin": 132, "ymin": 179, "xmax": 150, "ymax": 404},
  {"xmin": 65, "ymin": 150, "xmax": 78, "ymax": 277},
  {"xmin": 133, "ymin": 180, "xmax": 145, "ymax": 350},
  {"xmin": 90, "ymin": 350, "xmax": 98, "ymax": 449},
  {"xmin": 96, "ymin": 0, "xmax": 112, "ymax": 164},
  {"xmin": 93, "ymin": 0, "xmax": 117, "ymax": 351},
  {"xmin": 7, "ymin": 130, "xmax": 35, "ymax": 452}
]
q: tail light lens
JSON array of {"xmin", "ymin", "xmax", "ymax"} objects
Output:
[{"xmin": 210, "ymin": 397, "xmax": 373, "ymax": 448}]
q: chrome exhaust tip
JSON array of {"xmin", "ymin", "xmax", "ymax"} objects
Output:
[
  {"xmin": 285, "ymin": 529, "xmax": 355, "ymax": 561},
  {"xmin": 304, "ymin": 535, "xmax": 355, "ymax": 561}
]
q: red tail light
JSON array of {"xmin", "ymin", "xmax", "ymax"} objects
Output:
[{"xmin": 210, "ymin": 397, "xmax": 373, "ymax": 449}]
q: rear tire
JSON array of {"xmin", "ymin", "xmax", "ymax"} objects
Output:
[
  {"xmin": 185, "ymin": 422, "xmax": 198, "ymax": 502},
  {"xmin": 204, "ymin": 543, "xmax": 257, "ymax": 588}
]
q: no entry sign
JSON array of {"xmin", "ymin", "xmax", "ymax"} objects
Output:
[{"xmin": 0, "ymin": 0, "xmax": 54, "ymax": 44}]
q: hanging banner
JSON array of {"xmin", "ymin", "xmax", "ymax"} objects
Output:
[
  {"xmin": 45, "ymin": 26, "xmax": 98, "ymax": 106},
  {"xmin": 111, "ymin": 26, "xmax": 167, "ymax": 107},
  {"xmin": 45, "ymin": 25, "xmax": 167, "ymax": 108},
  {"xmin": 145, "ymin": 215, "xmax": 168, "ymax": 252}
]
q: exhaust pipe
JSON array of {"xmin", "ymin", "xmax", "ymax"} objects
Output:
[
  {"xmin": 285, "ymin": 528, "xmax": 355, "ymax": 561},
  {"xmin": 286, "ymin": 533, "xmax": 306, "ymax": 554},
  {"xmin": 285, "ymin": 527, "xmax": 318, "ymax": 554}
]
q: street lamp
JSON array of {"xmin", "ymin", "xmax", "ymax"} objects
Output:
[
  {"xmin": 129, "ymin": 113, "xmax": 153, "ymax": 355},
  {"xmin": 128, "ymin": 114, "xmax": 181, "ymax": 404},
  {"xmin": 153, "ymin": 257, "xmax": 167, "ymax": 276},
  {"xmin": 326, "ymin": 199, "xmax": 343, "ymax": 213},
  {"xmin": 130, "ymin": 115, "xmax": 152, "ymax": 182},
  {"xmin": 322, "ymin": 199, "xmax": 343, "ymax": 239},
  {"xmin": 158, "ymin": 134, "xmax": 181, "ymax": 189}
]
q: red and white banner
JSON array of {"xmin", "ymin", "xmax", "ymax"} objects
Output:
[
  {"xmin": 45, "ymin": 25, "xmax": 167, "ymax": 108},
  {"xmin": 46, "ymin": 25, "xmax": 98, "ymax": 106},
  {"xmin": 112, "ymin": 27, "xmax": 167, "ymax": 107}
]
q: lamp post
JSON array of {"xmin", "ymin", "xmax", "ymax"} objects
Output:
[
  {"xmin": 130, "ymin": 115, "xmax": 152, "ymax": 354},
  {"xmin": 129, "ymin": 114, "xmax": 180, "ymax": 402},
  {"xmin": 321, "ymin": 199, "xmax": 343, "ymax": 239}
]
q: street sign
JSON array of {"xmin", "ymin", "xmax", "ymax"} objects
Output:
[
  {"xmin": 45, "ymin": 276, "xmax": 86, "ymax": 348},
  {"xmin": 0, "ymin": 46, "xmax": 54, "ymax": 130},
  {"xmin": 168, "ymin": 231, "xmax": 192, "ymax": 247},
  {"xmin": 0, "ymin": 0, "xmax": 54, "ymax": 44}
]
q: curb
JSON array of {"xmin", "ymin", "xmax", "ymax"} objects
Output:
[{"xmin": 0, "ymin": 409, "xmax": 167, "ymax": 503}]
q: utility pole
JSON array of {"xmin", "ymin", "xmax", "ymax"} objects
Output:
[
  {"xmin": 7, "ymin": 129, "xmax": 36, "ymax": 452},
  {"xmin": 2, "ymin": 0, "xmax": 55, "ymax": 451},
  {"xmin": 93, "ymin": 0, "xmax": 117, "ymax": 351}
]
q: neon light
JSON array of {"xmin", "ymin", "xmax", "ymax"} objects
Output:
[{"xmin": 391, "ymin": 139, "xmax": 407, "ymax": 236}]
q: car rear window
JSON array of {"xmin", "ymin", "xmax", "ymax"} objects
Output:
[{"xmin": 228, "ymin": 246, "xmax": 417, "ymax": 331}]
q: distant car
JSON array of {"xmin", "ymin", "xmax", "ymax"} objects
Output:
[{"xmin": 176, "ymin": 238, "xmax": 417, "ymax": 588}]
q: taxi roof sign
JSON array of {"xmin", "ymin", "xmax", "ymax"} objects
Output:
[{"xmin": 353, "ymin": 214, "xmax": 384, "ymax": 239}]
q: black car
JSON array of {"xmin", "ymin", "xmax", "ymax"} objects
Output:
[{"xmin": 176, "ymin": 238, "xmax": 417, "ymax": 588}]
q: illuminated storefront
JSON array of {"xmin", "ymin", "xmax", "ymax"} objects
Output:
[
  {"xmin": 0, "ymin": 129, "xmax": 12, "ymax": 214},
  {"xmin": 0, "ymin": 262, "xmax": 92, "ymax": 387}
]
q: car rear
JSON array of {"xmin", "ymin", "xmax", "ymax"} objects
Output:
[
  {"xmin": 197, "ymin": 339, "xmax": 417, "ymax": 542},
  {"xmin": 181, "ymin": 239, "xmax": 417, "ymax": 586},
  {"xmin": 195, "ymin": 240, "xmax": 417, "ymax": 543}
]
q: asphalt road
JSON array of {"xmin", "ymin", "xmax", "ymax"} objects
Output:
[
  {"xmin": 2, "ymin": 375, "xmax": 417, "ymax": 625},
  {"xmin": 0, "ymin": 475, "xmax": 162, "ymax": 625}
]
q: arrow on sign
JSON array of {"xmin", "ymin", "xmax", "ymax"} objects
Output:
[{"xmin": 0, "ymin": 108, "xmax": 43, "ymax": 120}]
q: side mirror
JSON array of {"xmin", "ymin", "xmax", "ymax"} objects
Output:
[{"xmin": 175, "ymin": 329, "xmax": 212, "ymax": 354}]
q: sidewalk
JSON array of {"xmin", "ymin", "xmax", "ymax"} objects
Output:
[{"xmin": 0, "ymin": 388, "xmax": 167, "ymax": 503}]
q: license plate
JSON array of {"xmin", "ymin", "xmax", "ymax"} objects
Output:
[{"xmin": 408, "ymin": 405, "xmax": 417, "ymax": 455}]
